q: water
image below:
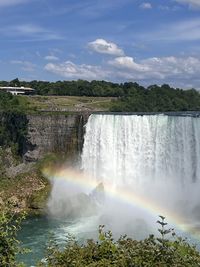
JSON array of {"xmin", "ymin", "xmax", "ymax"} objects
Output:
[
  {"xmin": 18, "ymin": 114, "xmax": 200, "ymax": 266},
  {"xmin": 18, "ymin": 215, "xmax": 100, "ymax": 266},
  {"xmin": 81, "ymin": 114, "xmax": 200, "ymax": 243},
  {"xmin": 82, "ymin": 114, "xmax": 200, "ymax": 184}
]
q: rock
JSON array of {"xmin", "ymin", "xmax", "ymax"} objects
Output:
[
  {"xmin": 6, "ymin": 162, "xmax": 34, "ymax": 177},
  {"xmin": 8, "ymin": 196, "xmax": 19, "ymax": 207},
  {"xmin": 0, "ymin": 147, "xmax": 19, "ymax": 174},
  {"xmin": 28, "ymin": 186, "xmax": 50, "ymax": 211},
  {"xmin": 0, "ymin": 197, "xmax": 4, "ymax": 206},
  {"xmin": 90, "ymin": 182, "xmax": 105, "ymax": 204},
  {"xmin": 23, "ymin": 114, "xmax": 89, "ymax": 162},
  {"xmin": 49, "ymin": 192, "xmax": 98, "ymax": 219},
  {"xmin": 20, "ymin": 199, "xmax": 26, "ymax": 209},
  {"xmin": 23, "ymin": 150, "xmax": 40, "ymax": 162}
]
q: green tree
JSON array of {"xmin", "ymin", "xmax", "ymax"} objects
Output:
[
  {"xmin": 0, "ymin": 207, "xmax": 26, "ymax": 267},
  {"xmin": 9, "ymin": 78, "xmax": 21, "ymax": 87}
]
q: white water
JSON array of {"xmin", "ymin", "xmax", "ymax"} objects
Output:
[
  {"xmin": 81, "ymin": 114, "xmax": 200, "ymax": 233},
  {"xmin": 82, "ymin": 114, "xmax": 200, "ymax": 185},
  {"xmin": 48, "ymin": 114, "xmax": 200, "ymax": 239}
]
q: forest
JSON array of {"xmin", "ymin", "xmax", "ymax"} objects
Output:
[{"xmin": 1, "ymin": 78, "xmax": 200, "ymax": 112}]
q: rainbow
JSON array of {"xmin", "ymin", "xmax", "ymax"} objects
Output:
[{"xmin": 43, "ymin": 166, "xmax": 200, "ymax": 240}]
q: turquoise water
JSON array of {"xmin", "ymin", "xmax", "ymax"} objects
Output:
[
  {"xmin": 17, "ymin": 213, "xmax": 200, "ymax": 267},
  {"xmin": 17, "ymin": 215, "xmax": 99, "ymax": 266}
]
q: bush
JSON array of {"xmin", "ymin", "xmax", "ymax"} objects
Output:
[
  {"xmin": 0, "ymin": 207, "xmax": 26, "ymax": 267},
  {"xmin": 39, "ymin": 216, "xmax": 200, "ymax": 267},
  {"xmin": 1, "ymin": 209, "xmax": 200, "ymax": 267}
]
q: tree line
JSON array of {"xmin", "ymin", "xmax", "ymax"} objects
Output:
[{"xmin": 1, "ymin": 78, "xmax": 200, "ymax": 111}]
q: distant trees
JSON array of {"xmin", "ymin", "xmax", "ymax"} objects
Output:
[
  {"xmin": 111, "ymin": 84, "xmax": 200, "ymax": 112},
  {"xmin": 9, "ymin": 78, "xmax": 21, "ymax": 87},
  {"xmin": 0, "ymin": 79, "xmax": 126, "ymax": 97},
  {"xmin": 1, "ymin": 79, "xmax": 200, "ymax": 111}
]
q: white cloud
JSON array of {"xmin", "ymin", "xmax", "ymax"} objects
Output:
[
  {"xmin": 11, "ymin": 60, "xmax": 36, "ymax": 72},
  {"xmin": 0, "ymin": 0, "xmax": 29, "ymax": 7},
  {"xmin": 44, "ymin": 61, "xmax": 109, "ymax": 80},
  {"xmin": 176, "ymin": 0, "xmax": 200, "ymax": 8},
  {"xmin": 109, "ymin": 55, "xmax": 200, "ymax": 87},
  {"xmin": 140, "ymin": 2, "xmax": 152, "ymax": 9},
  {"xmin": 41, "ymin": 35, "xmax": 200, "ymax": 88},
  {"xmin": 44, "ymin": 55, "xmax": 59, "ymax": 61},
  {"xmin": 141, "ymin": 56, "xmax": 200, "ymax": 78},
  {"xmin": 88, "ymin": 39, "xmax": 124, "ymax": 56},
  {"xmin": 109, "ymin": 56, "xmax": 150, "ymax": 72}
]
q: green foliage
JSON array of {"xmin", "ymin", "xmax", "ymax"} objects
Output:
[
  {"xmin": 2, "ymin": 79, "xmax": 200, "ymax": 112},
  {"xmin": 111, "ymin": 84, "xmax": 200, "ymax": 112},
  {"xmin": 0, "ymin": 91, "xmax": 28, "ymax": 155},
  {"xmin": 0, "ymin": 207, "xmax": 26, "ymax": 267},
  {"xmin": 1, "ymin": 211, "xmax": 200, "ymax": 267},
  {"xmin": 39, "ymin": 216, "xmax": 200, "ymax": 267}
]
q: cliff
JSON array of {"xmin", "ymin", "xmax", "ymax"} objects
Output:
[
  {"xmin": 23, "ymin": 113, "xmax": 90, "ymax": 162},
  {"xmin": 0, "ymin": 112, "xmax": 90, "ymax": 213}
]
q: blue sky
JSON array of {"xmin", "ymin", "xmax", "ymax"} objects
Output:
[{"xmin": 1, "ymin": 0, "xmax": 200, "ymax": 88}]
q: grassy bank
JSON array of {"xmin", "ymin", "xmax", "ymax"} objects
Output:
[{"xmin": 21, "ymin": 95, "xmax": 116, "ymax": 113}]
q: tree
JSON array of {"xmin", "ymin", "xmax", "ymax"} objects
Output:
[
  {"xmin": 9, "ymin": 78, "xmax": 21, "ymax": 87},
  {"xmin": 0, "ymin": 207, "xmax": 26, "ymax": 267}
]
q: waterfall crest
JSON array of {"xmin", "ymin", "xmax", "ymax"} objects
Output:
[{"xmin": 82, "ymin": 114, "xmax": 200, "ymax": 187}]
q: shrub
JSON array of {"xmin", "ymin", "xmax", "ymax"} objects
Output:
[
  {"xmin": 1, "ymin": 209, "xmax": 200, "ymax": 267},
  {"xmin": 39, "ymin": 216, "xmax": 200, "ymax": 267},
  {"xmin": 0, "ymin": 207, "xmax": 26, "ymax": 267}
]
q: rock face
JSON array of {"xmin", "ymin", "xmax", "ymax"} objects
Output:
[{"xmin": 23, "ymin": 113, "xmax": 89, "ymax": 162}]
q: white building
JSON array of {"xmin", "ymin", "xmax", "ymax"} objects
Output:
[{"xmin": 0, "ymin": 86, "xmax": 35, "ymax": 95}]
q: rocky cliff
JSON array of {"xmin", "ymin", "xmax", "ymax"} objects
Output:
[
  {"xmin": 0, "ymin": 113, "xmax": 90, "ymax": 213},
  {"xmin": 23, "ymin": 113, "xmax": 89, "ymax": 162}
]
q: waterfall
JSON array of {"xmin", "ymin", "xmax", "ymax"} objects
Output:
[
  {"xmin": 82, "ymin": 114, "xmax": 200, "ymax": 186},
  {"xmin": 47, "ymin": 114, "xmax": 200, "ymax": 239},
  {"xmin": 81, "ymin": 114, "xmax": 200, "ymax": 232}
]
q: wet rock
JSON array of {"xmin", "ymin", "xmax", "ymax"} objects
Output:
[{"xmin": 90, "ymin": 182, "xmax": 105, "ymax": 204}]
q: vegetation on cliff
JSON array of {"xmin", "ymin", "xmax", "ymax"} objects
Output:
[
  {"xmin": 0, "ymin": 92, "xmax": 51, "ymax": 215},
  {"xmin": 0, "ymin": 170, "xmax": 50, "ymax": 213},
  {"xmin": 0, "ymin": 91, "xmax": 29, "ymax": 155}
]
